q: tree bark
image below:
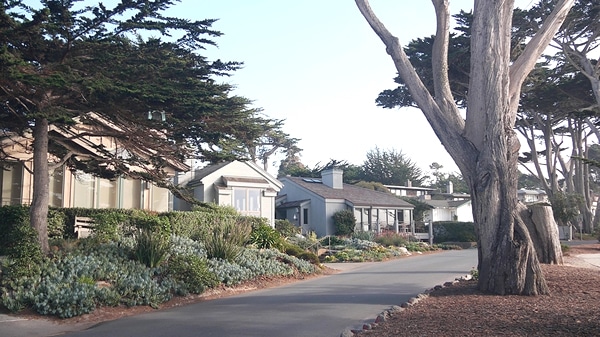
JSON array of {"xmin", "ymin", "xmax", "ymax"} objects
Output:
[
  {"xmin": 30, "ymin": 117, "xmax": 50, "ymax": 254},
  {"xmin": 521, "ymin": 203, "xmax": 563, "ymax": 265}
]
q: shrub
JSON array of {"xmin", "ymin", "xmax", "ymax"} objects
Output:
[
  {"xmin": 133, "ymin": 228, "xmax": 170, "ymax": 268},
  {"xmin": 47, "ymin": 209, "xmax": 67, "ymax": 239},
  {"xmin": 275, "ymin": 219, "xmax": 300, "ymax": 238},
  {"xmin": 202, "ymin": 216, "xmax": 251, "ymax": 262},
  {"xmin": 166, "ymin": 254, "xmax": 218, "ymax": 294},
  {"xmin": 375, "ymin": 232, "xmax": 410, "ymax": 247},
  {"xmin": 250, "ymin": 224, "xmax": 283, "ymax": 249},
  {"xmin": 432, "ymin": 222, "xmax": 476, "ymax": 243},
  {"xmin": 352, "ymin": 231, "xmax": 375, "ymax": 241},
  {"xmin": 333, "ymin": 210, "xmax": 356, "ymax": 236},
  {"xmin": 2, "ymin": 220, "xmax": 44, "ymax": 281}
]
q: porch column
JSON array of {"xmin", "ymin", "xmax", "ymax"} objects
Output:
[{"xmin": 394, "ymin": 210, "xmax": 399, "ymax": 233}]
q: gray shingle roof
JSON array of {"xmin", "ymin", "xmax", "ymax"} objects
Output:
[{"xmin": 283, "ymin": 176, "xmax": 413, "ymax": 209}]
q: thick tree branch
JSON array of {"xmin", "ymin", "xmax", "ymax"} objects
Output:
[
  {"xmin": 509, "ymin": 0, "xmax": 575, "ymax": 115},
  {"xmin": 355, "ymin": 0, "xmax": 471, "ymax": 171}
]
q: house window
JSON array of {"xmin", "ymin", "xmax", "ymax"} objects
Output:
[
  {"xmin": 233, "ymin": 188, "xmax": 261, "ymax": 216},
  {"xmin": 73, "ymin": 172, "xmax": 96, "ymax": 208},
  {"xmin": 49, "ymin": 167, "xmax": 64, "ymax": 207},
  {"xmin": 121, "ymin": 178, "xmax": 142, "ymax": 209},
  {"xmin": 0, "ymin": 162, "xmax": 22, "ymax": 206},
  {"xmin": 97, "ymin": 178, "xmax": 118, "ymax": 208},
  {"xmin": 303, "ymin": 208, "xmax": 308, "ymax": 225},
  {"xmin": 151, "ymin": 186, "xmax": 169, "ymax": 212}
]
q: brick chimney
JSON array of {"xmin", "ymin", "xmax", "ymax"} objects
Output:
[{"xmin": 321, "ymin": 168, "xmax": 343, "ymax": 189}]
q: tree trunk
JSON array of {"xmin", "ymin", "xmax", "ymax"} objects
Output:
[
  {"xmin": 521, "ymin": 203, "xmax": 563, "ymax": 265},
  {"xmin": 30, "ymin": 117, "xmax": 50, "ymax": 254},
  {"xmin": 469, "ymin": 142, "xmax": 548, "ymax": 295}
]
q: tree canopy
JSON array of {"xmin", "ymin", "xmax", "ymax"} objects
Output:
[{"xmin": 0, "ymin": 0, "xmax": 295, "ymax": 252}]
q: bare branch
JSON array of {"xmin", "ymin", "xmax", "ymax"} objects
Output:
[{"xmin": 509, "ymin": 0, "xmax": 575, "ymax": 113}]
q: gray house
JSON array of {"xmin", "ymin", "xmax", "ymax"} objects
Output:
[{"xmin": 276, "ymin": 168, "xmax": 414, "ymax": 237}]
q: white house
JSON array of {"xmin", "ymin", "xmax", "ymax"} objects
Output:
[
  {"xmin": 173, "ymin": 161, "xmax": 283, "ymax": 226},
  {"xmin": 421, "ymin": 199, "xmax": 474, "ymax": 223}
]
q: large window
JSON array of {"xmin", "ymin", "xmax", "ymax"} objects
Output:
[
  {"xmin": 121, "ymin": 179, "xmax": 142, "ymax": 209},
  {"xmin": 73, "ymin": 172, "xmax": 96, "ymax": 208},
  {"xmin": 97, "ymin": 179, "xmax": 118, "ymax": 208},
  {"xmin": 49, "ymin": 168, "xmax": 64, "ymax": 207},
  {"xmin": 0, "ymin": 163, "xmax": 22, "ymax": 205},
  {"xmin": 233, "ymin": 188, "xmax": 260, "ymax": 216}
]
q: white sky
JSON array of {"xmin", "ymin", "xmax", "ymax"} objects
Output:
[
  {"xmin": 163, "ymin": 0, "xmax": 535, "ymax": 175},
  {"xmin": 37, "ymin": 0, "xmax": 532, "ymax": 176}
]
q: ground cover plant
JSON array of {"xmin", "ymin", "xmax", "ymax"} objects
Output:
[
  {"xmin": 319, "ymin": 232, "xmax": 454, "ymax": 263},
  {"xmin": 0, "ymin": 206, "xmax": 320, "ymax": 319}
]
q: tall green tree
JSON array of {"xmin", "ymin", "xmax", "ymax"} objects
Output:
[
  {"xmin": 424, "ymin": 162, "xmax": 468, "ymax": 193},
  {"xmin": 360, "ymin": 147, "xmax": 423, "ymax": 186},
  {"xmin": 0, "ymin": 0, "xmax": 262, "ymax": 253}
]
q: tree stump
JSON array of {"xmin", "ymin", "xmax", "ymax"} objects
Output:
[{"xmin": 521, "ymin": 203, "xmax": 563, "ymax": 265}]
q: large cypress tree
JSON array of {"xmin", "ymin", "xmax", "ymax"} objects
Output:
[{"xmin": 0, "ymin": 0, "xmax": 263, "ymax": 253}]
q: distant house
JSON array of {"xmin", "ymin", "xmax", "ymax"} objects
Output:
[
  {"xmin": 387, "ymin": 181, "xmax": 473, "ymax": 223},
  {"xmin": 276, "ymin": 169, "xmax": 414, "ymax": 237},
  {"xmin": 518, "ymin": 189, "xmax": 548, "ymax": 204},
  {"xmin": 173, "ymin": 160, "xmax": 282, "ymax": 226},
  {"xmin": 0, "ymin": 114, "xmax": 188, "ymax": 212},
  {"xmin": 386, "ymin": 181, "xmax": 435, "ymax": 198},
  {"xmin": 421, "ymin": 199, "xmax": 474, "ymax": 223}
]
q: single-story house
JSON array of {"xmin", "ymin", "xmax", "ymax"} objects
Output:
[
  {"xmin": 385, "ymin": 181, "xmax": 435, "ymax": 198},
  {"xmin": 517, "ymin": 189, "xmax": 548, "ymax": 204},
  {"xmin": 1, "ymin": 113, "xmax": 188, "ymax": 212},
  {"xmin": 421, "ymin": 199, "xmax": 474, "ymax": 223},
  {"xmin": 173, "ymin": 160, "xmax": 282, "ymax": 226},
  {"xmin": 276, "ymin": 168, "xmax": 414, "ymax": 237}
]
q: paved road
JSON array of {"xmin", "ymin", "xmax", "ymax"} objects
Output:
[{"xmin": 57, "ymin": 249, "xmax": 477, "ymax": 337}]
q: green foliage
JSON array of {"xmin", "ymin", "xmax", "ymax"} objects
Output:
[
  {"xmin": 549, "ymin": 192, "xmax": 584, "ymax": 226},
  {"xmin": 166, "ymin": 254, "xmax": 219, "ymax": 295},
  {"xmin": 202, "ymin": 216, "xmax": 251, "ymax": 262},
  {"xmin": 91, "ymin": 212, "xmax": 132, "ymax": 243},
  {"xmin": 400, "ymin": 197, "xmax": 432, "ymax": 222},
  {"xmin": 0, "ymin": 208, "xmax": 44, "ymax": 281},
  {"xmin": 424, "ymin": 162, "xmax": 469, "ymax": 194},
  {"xmin": 353, "ymin": 181, "xmax": 390, "ymax": 193},
  {"xmin": 0, "ymin": 205, "xmax": 30, "ymax": 255},
  {"xmin": 360, "ymin": 147, "xmax": 424, "ymax": 186},
  {"xmin": 275, "ymin": 219, "xmax": 300, "ymax": 238},
  {"xmin": 432, "ymin": 222, "xmax": 476, "ymax": 243},
  {"xmin": 0, "ymin": 230, "xmax": 320, "ymax": 318},
  {"xmin": 133, "ymin": 229, "xmax": 170, "ymax": 268},
  {"xmin": 352, "ymin": 231, "xmax": 375, "ymax": 241},
  {"xmin": 250, "ymin": 224, "xmax": 283, "ymax": 249},
  {"xmin": 470, "ymin": 268, "xmax": 479, "ymax": 281},
  {"xmin": 47, "ymin": 209, "xmax": 67, "ymax": 240},
  {"xmin": 281, "ymin": 241, "xmax": 320, "ymax": 265},
  {"xmin": 333, "ymin": 209, "xmax": 356, "ymax": 236}
]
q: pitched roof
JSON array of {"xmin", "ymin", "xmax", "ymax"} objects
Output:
[
  {"xmin": 423, "ymin": 199, "xmax": 471, "ymax": 208},
  {"xmin": 282, "ymin": 176, "xmax": 413, "ymax": 209}
]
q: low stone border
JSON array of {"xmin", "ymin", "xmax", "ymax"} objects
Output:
[{"xmin": 340, "ymin": 273, "xmax": 474, "ymax": 337}]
